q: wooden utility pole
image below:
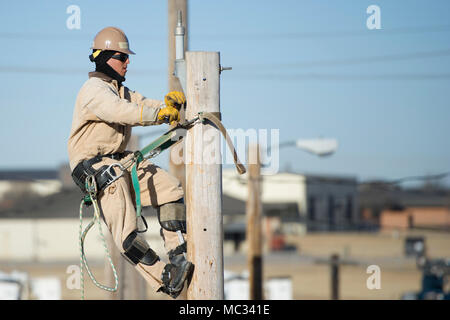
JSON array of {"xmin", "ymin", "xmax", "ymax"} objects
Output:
[
  {"xmin": 246, "ymin": 143, "xmax": 263, "ymax": 300},
  {"xmin": 185, "ymin": 51, "xmax": 223, "ymax": 299},
  {"xmin": 330, "ymin": 254, "xmax": 340, "ymax": 300},
  {"xmin": 168, "ymin": 0, "xmax": 188, "ymax": 191}
]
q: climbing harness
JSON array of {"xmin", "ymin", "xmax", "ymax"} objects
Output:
[
  {"xmin": 76, "ymin": 111, "xmax": 245, "ymax": 299},
  {"xmin": 72, "ymin": 154, "xmax": 127, "ymax": 195}
]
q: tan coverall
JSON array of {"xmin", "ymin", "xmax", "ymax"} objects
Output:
[{"xmin": 68, "ymin": 72, "xmax": 184, "ymax": 290}]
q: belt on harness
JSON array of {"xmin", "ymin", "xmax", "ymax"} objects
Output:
[
  {"xmin": 72, "ymin": 151, "xmax": 149, "ymax": 232},
  {"xmin": 71, "ymin": 152, "xmax": 128, "ymax": 196}
]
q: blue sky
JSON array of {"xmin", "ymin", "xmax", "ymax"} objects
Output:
[{"xmin": 0, "ymin": 0, "xmax": 449, "ymax": 186}]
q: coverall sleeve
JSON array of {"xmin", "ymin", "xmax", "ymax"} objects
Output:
[
  {"xmin": 82, "ymin": 80, "xmax": 161, "ymax": 126},
  {"xmin": 127, "ymin": 89, "xmax": 165, "ymax": 110}
]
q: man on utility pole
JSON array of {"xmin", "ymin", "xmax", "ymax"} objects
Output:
[{"xmin": 68, "ymin": 26, "xmax": 193, "ymax": 299}]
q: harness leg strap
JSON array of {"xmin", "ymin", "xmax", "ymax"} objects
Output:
[
  {"xmin": 122, "ymin": 231, "xmax": 160, "ymax": 266},
  {"xmin": 157, "ymin": 199, "xmax": 188, "ymax": 266},
  {"xmin": 157, "ymin": 199, "xmax": 186, "ymax": 233}
]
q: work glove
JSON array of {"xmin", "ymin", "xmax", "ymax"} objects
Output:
[
  {"xmin": 164, "ymin": 91, "xmax": 186, "ymax": 110},
  {"xmin": 157, "ymin": 105, "xmax": 180, "ymax": 125}
]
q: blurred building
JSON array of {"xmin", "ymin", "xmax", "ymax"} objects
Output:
[
  {"xmin": 0, "ymin": 166, "xmax": 361, "ymax": 260},
  {"xmin": 359, "ymin": 183, "xmax": 450, "ymax": 231},
  {"xmin": 0, "ymin": 169, "xmax": 62, "ymax": 212},
  {"xmin": 222, "ymin": 169, "xmax": 360, "ymax": 234},
  {"xmin": 381, "ymin": 207, "xmax": 450, "ymax": 231}
]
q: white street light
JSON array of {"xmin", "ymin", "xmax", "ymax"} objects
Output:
[
  {"xmin": 295, "ymin": 138, "xmax": 338, "ymax": 157},
  {"xmin": 274, "ymin": 137, "xmax": 338, "ymax": 157}
]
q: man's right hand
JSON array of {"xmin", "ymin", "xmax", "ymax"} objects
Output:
[{"xmin": 157, "ymin": 105, "xmax": 180, "ymax": 125}]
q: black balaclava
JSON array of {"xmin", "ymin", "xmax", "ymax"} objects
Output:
[{"xmin": 90, "ymin": 50, "xmax": 126, "ymax": 84}]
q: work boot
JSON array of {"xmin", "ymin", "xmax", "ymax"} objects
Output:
[
  {"xmin": 158, "ymin": 259, "xmax": 194, "ymax": 299},
  {"xmin": 168, "ymin": 242, "xmax": 187, "ymax": 267}
]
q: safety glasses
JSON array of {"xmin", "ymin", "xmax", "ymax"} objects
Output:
[{"xmin": 110, "ymin": 52, "xmax": 129, "ymax": 62}]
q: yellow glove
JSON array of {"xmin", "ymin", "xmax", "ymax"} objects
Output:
[
  {"xmin": 157, "ymin": 105, "xmax": 180, "ymax": 125},
  {"xmin": 164, "ymin": 91, "xmax": 186, "ymax": 110}
]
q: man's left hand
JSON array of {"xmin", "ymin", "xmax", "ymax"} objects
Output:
[{"xmin": 164, "ymin": 91, "xmax": 186, "ymax": 110}]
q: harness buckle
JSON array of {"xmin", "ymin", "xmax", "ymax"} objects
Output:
[
  {"xmin": 100, "ymin": 163, "xmax": 125, "ymax": 186},
  {"xmin": 85, "ymin": 175, "xmax": 98, "ymax": 195}
]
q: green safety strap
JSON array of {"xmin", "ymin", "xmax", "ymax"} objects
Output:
[
  {"xmin": 131, "ymin": 151, "xmax": 144, "ymax": 217},
  {"xmin": 130, "ymin": 112, "xmax": 246, "ymax": 219},
  {"xmin": 131, "ymin": 129, "xmax": 179, "ymax": 218}
]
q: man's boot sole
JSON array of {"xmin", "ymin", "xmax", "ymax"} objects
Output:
[{"xmin": 171, "ymin": 261, "xmax": 194, "ymax": 293}]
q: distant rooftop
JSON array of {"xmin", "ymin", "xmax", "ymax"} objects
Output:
[
  {"xmin": 0, "ymin": 169, "xmax": 59, "ymax": 181},
  {"xmin": 359, "ymin": 184, "xmax": 450, "ymax": 208},
  {"xmin": 0, "ymin": 187, "xmax": 296, "ymax": 220}
]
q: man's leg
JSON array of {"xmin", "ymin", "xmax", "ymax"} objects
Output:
[
  {"xmin": 158, "ymin": 199, "xmax": 188, "ymax": 266},
  {"xmin": 134, "ymin": 160, "xmax": 186, "ymax": 257},
  {"xmin": 94, "ymin": 160, "xmax": 166, "ymax": 291},
  {"xmin": 135, "ymin": 160, "xmax": 193, "ymax": 296}
]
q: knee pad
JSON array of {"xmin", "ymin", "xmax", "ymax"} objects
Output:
[
  {"xmin": 157, "ymin": 199, "xmax": 186, "ymax": 233},
  {"xmin": 122, "ymin": 231, "xmax": 160, "ymax": 266}
]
